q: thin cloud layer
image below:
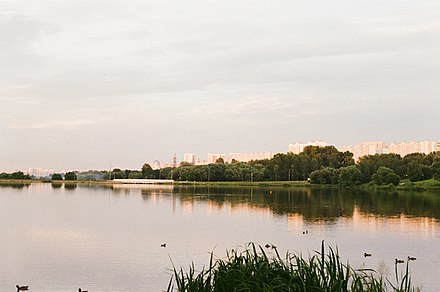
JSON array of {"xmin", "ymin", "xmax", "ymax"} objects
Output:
[{"xmin": 0, "ymin": 0, "xmax": 439, "ymax": 171}]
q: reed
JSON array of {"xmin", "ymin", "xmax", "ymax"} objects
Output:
[{"xmin": 167, "ymin": 241, "xmax": 419, "ymax": 292}]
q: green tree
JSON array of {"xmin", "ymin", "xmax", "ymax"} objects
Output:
[
  {"xmin": 51, "ymin": 173, "xmax": 63, "ymax": 180},
  {"xmin": 406, "ymin": 162, "xmax": 423, "ymax": 182},
  {"xmin": 358, "ymin": 154, "xmax": 403, "ymax": 183},
  {"xmin": 338, "ymin": 165, "xmax": 361, "ymax": 186},
  {"xmin": 128, "ymin": 171, "xmax": 143, "ymax": 179},
  {"xmin": 372, "ymin": 167, "xmax": 400, "ymax": 185},
  {"xmin": 310, "ymin": 168, "xmax": 339, "ymax": 184},
  {"xmin": 141, "ymin": 163, "xmax": 154, "ymax": 179},
  {"xmin": 432, "ymin": 158, "xmax": 440, "ymax": 180},
  {"xmin": 64, "ymin": 172, "xmax": 77, "ymax": 181},
  {"xmin": 386, "ymin": 172, "xmax": 401, "ymax": 185}
]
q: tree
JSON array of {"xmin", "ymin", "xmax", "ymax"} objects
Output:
[
  {"xmin": 432, "ymin": 158, "xmax": 440, "ymax": 180},
  {"xmin": 358, "ymin": 154, "xmax": 403, "ymax": 183},
  {"xmin": 339, "ymin": 165, "xmax": 361, "ymax": 186},
  {"xmin": 64, "ymin": 172, "xmax": 77, "ymax": 181},
  {"xmin": 407, "ymin": 162, "xmax": 424, "ymax": 182},
  {"xmin": 11, "ymin": 171, "xmax": 27, "ymax": 179},
  {"xmin": 310, "ymin": 168, "xmax": 339, "ymax": 184},
  {"xmin": 141, "ymin": 163, "xmax": 154, "ymax": 179},
  {"xmin": 128, "ymin": 171, "xmax": 143, "ymax": 179},
  {"xmin": 52, "ymin": 173, "xmax": 63, "ymax": 181},
  {"xmin": 371, "ymin": 167, "xmax": 400, "ymax": 185},
  {"xmin": 386, "ymin": 172, "xmax": 400, "ymax": 185}
]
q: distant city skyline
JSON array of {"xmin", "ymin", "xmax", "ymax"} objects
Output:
[
  {"xmin": 18, "ymin": 139, "xmax": 440, "ymax": 175},
  {"xmin": 1, "ymin": 1, "xmax": 439, "ymax": 172}
]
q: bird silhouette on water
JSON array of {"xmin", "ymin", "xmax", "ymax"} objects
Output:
[
  {"xmin": 79, "ymin": 288, "xmax": 88, "ymax": 292},
  {"xmin": 161, "ymin": 243, "xmax": 166, "ymax": 248},
  {"xmin": 16, "ymin": 285, "xmax": 28, "ymax": 291},
  {"xmin": 408, "ymin": 256, "xmax": 417, "ymax": 261},
  {"xmin": 364, "ymin": 253, "xmax": 372, "ymax": 257},
  {"xmin": 395, "ymin": 258, "xmax": 405, "ymax": 264}
]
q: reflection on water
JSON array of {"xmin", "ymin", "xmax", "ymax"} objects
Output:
[
  {"xmin": 135, "ymin": 185, "xmax": 440, "ymax": 221},
  {"xmin": 0, "ymin": 183, "xmax": 439, "ymax": 291}
]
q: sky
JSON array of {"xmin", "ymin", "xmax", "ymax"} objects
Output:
[{"xmin": 0, "ymin": 0, "xmax": 439, "ymax": 172}]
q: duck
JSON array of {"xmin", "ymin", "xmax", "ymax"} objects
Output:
[
  {"xmin": 16, "ymin": 285, "xmax": 29, "ymax": 291},
  {"xmin": 395, "ymin": 258, "xmax": 405, "ymax": 264},
  {"xmin": 265, "ymin": 244, "xmax": 271, "ymax": 248},
  {"xmin": 302, "ymin": 230, "xmax": 309, "ymax": 234},
  {"xmin": 364, "ymin": 253, "xmax": 372, "ymax": 257},
  {"xmin": 79, "ymin": 288, "xmax": 88, "ymax": 292},
  {"xmin": 408, "ymin": 256, "xmax": 417, "ymax": 261},
  {"xmin": 161, "ymin": 243, "xmax": 166, "ymax": 248}
]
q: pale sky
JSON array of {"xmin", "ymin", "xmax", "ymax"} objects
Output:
[{"xmin": 1, "ymin": 0, "xmax": 439, "ymax": 171}]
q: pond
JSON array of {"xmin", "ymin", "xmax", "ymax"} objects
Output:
[{"xmin": 0, "ymin": 183, "xmax": 439, "ymax": 291}]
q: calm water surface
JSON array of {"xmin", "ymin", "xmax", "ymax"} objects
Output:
[{"xmin": 1, "ymin": 183, "xmax": 440, "ymax": 291}]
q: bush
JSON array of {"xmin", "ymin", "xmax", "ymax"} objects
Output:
[{"xmin": 372, "ymin": 167, "xmax": 400, "ymax": 185}]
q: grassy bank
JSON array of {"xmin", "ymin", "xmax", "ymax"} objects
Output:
[{"xmin": 167, "ymin": 242, "xmax": 418, "ymax": 292}]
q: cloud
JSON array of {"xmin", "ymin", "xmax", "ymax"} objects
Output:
[{"xmin": 192, "ymin": 97, "xmax": 292, "ymax": 116}]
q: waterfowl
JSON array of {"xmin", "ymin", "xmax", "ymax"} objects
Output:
[
  {"xmin": 16, "ymin": 285, "xmax": 29, "ymax": 291},
  {"xmin": 395, "ymin": 259, "xmax": 405, "ymax": 264},
  {"xmin": 79, "ymin": 289, "xmax": 88, "ymax": 292},
  {"xmin": 364, "ymin": 253, "xmax": 372, "ymax": 257},
  {"xmin": 271, "ymin": 245, "xmax": 277, "ymax": 249},
  {"xmin": 408, "ymin": 256, "xmax": 417, "ymax": 261},
  {"xmin": 161, "ymin": 243, "xmax": 166, "ymax": 248},
  {"xmin": 265, "ymin": 244, "xmax": 271, "ymax": 248},
  {"xmin": 302, "ymin": 230, "xmax": 308, "ymax": 234}
]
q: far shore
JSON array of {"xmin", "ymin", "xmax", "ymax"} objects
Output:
[{"xmin": 1, "ymin": 178, "xmax": 440, "ymax": 191}]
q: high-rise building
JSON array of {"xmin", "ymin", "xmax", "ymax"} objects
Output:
[
  {"xmin": 27, "ymin": 168, "xmax": 53, "ymax": 178},
  {"xmin": 207, "ymin": 153, "xmax": 226, "ymax": 164},
  {"xmin": 339, "ymin": 141, "xmax": 440, "ymax": 161},
  {"xmin": 288, "ymin": 141, "xmax": 328, "ymax": 154},
  {"xmin": 228, "ymin": 152, "xmax": 275, "ymax": 163},
  {"xmin": 183, "ymin": 153, "xmax": 196, "ymax": 165}
]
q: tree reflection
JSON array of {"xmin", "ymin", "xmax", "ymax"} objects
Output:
[{"xmin": 138, "ymin": 185, "xmax": 440, "ymax": 221}]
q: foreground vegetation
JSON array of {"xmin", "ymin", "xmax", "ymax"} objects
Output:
[{"xmin": 167, "ymin": 242, "xmax": 418, "ymax": 292}]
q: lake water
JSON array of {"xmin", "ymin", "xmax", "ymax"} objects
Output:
[{"xmin": 1, "ymin": 183, "xmax": 439, "ymax": 291}]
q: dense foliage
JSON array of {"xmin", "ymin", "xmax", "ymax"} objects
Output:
[
  {"xmin": 64, "ymin": 171, "xmax": 77, "ymax": 181},
  {"xmin": 0, "ymin": 171, "xmax": 31, "ymax": 180},
  {"xmin": 51, "ymin": 173, "xmax": 63, "ymax": 180}
]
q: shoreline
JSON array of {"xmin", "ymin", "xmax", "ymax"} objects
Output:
[{"xmin": 1, "ymin": 179, "xmax": 440, "ymax": 191}]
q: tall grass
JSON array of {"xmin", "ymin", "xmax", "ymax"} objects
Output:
[{"xmin": 167, "ymin": 241, "xmax": 419, "ymax": 292}]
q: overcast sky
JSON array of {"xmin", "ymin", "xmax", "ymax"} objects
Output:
[{"xmin": 1, "ymin": 0, "xmax": 439, "ymax": 171}]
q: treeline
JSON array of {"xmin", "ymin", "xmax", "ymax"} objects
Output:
[
  {"xmin": 310, "ymin": 152, "xmax": 440, "ymax": 185},
  {"xmin": 68, "ymin": 146, "xmax": 355, "ymax": 182},
  {"xmin": 0, "ymin": 171, "xmax": 31, "ymax": 180},
  {"xmin": 2, "ymin": 146, "xmax": 440, "ymax": 185}
]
